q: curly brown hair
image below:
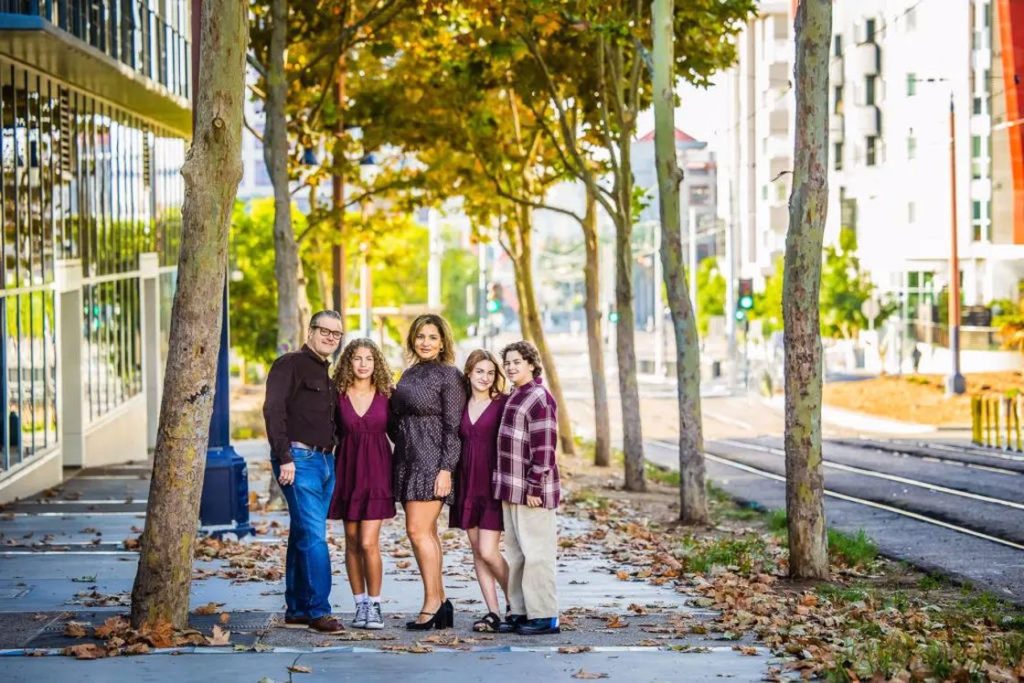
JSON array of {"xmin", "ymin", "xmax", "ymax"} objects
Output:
[
  {"xmin": 463, "ymin": 349, "xmax": 508, "ymax": 399},
  {"xmin": 332, "ymin": 339, "xmax": 394, "ymax": 396},
  {"xmin": 405, "ymin": 314, "xmax": 456, "ymax": 365},
  {"xmin": 501, "ymin": 340, "xmax": 543, "ymax": 379}
]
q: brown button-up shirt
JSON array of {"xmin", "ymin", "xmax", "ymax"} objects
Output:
[{"xmin": 262, "ymin": 345, "xmax": 337, "ymax": 464}]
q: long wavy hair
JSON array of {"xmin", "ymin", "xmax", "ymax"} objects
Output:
[
  {"xmin": 332, "ymin": 338, "xmax": 394, "ymax": 396},
  {"xmin": 405, "ymin": 313, "xmax": 456, "ymax": 365},
  {"xmin": 463, "ymin": 349, "xmax": 508, "ymax": 399}
]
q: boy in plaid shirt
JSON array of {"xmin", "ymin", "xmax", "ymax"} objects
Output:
[{"xmin": 493, "ymin": 340, "xmax": 560, "ymax": 635}]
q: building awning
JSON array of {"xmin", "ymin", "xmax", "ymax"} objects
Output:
[{"xmin": 0, "ymin": 14, "xmax": 191, "ymax": 138}]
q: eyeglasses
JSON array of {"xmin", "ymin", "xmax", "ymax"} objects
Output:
[{"xmin": 312, "ymin": 325, "xmax": 343, "ymax": 341}]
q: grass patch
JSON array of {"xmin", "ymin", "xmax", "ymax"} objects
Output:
[
  {"xmin": 676, "ymin": 534, "xmax": 771, "ymax": 574},
  {"xmin": 567, "ymin": 489, "xmax": 610, "ymax": 511},
  {"xmin": 828, "ymin": 528, "xmax": 878, "ymax": 567},
  {"xmin": 645, "ymin": 461, "xmax": 680, "ymax": 487},
  {"xmin": 816, "ymin": 583, "xmax": 869, "ymax": 605}
]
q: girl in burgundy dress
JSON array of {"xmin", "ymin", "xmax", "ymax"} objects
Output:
[
  {"xmin": 328, "ymin": 339, "xmax": 395, "ymax": 630},
  {"xmin": 450, "ymin": 349, "xmax": 511, "ymax": 632}
]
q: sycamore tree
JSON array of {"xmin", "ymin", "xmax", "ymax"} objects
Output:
[
  {"xmin": 505, "ymin": 0, "xmax": 755, "ymax": 491},
  {"xmin": 343, "ymin": 7, "xmax": 581, "ymax": 453}
]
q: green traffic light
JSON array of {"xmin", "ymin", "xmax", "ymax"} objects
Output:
[
  {"xmin": 734, "ymin": 309, "xmax": 747, "ymax": 321},
  {"xmin": 486, "ymin": 299, "xmax": 501, "ymax": 313},
  {"xmin": 738, "ymin": 295, "xmax": 753, "ymax": 310},
  {"xmin": 609, "ymin": 312, "xmax": 620, "ymax": 323}
]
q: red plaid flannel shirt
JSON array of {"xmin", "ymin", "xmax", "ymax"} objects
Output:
[{"xmin": 493, "ymin": 377, "xmax": 560, "ymax": 509}]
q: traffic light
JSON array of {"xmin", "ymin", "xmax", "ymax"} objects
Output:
[
  {"xmin": 737, "ymin": 278, "xmax": 754, "ymax": 312},
  {"xmin": 609, "ymin": 308, "xmax": 620, "ymax": 324}
]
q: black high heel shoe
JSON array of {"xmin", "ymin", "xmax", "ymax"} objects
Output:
[
  {"xmin": 406, "ymin": 609, "xmax": 441, "ymax": 631},
  {"xmin": 441, "ymin": 599, "xmax": 454, "ymax": 628}
]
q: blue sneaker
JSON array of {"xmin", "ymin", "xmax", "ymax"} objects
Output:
[{"xmin": 515, "ymin": 617, "xmax": 560, "ymax": 635}]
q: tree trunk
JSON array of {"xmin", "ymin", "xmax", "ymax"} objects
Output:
[
  {"xmin": 130, "ymin": 0, "xmax": 248, "ymax": 629},
  {"xmin": 784, "ymin": 0, "xmax": 832, "ymax": 580},
  {"xmin": 614, "ymin": 139, "xmax": 645, "ymax": 491},
  {"xmin": 582, "ymin": 188, "xmax": 611, "ymax": 467},
  {"xmin": 506, "ymin": 207, "xmax": 576, "ymax": 455},
  {"xmin": 263, "ymin": 0, "xmax": 293, "ymax": 513},
  {"xmin": 652, "ymin": 0, "xmax": 707, "ymax": 523},
  {"xmin": 264, "ymin": 0, "xmax": 304, "ymax": 355}
]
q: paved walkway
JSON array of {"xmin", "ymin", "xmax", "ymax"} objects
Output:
[{"xmin": 0, "ymin": 440, "xmax": 776, "ymax": 682}]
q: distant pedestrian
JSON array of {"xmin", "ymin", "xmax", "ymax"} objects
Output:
[
  {"xmin": 911, "ymin": 346, "xmax": 922, "ymax": 374},
  {"xmin": 328, "ymin": 339, "xmax": 395, "ymax": 630},
  {"xmin": 494, "ymin": 340, "xmax": 561, "ymax": 635},
  {"xmin": 389, "ymin": 314, "xmax": 466, "ymax": 630},
  {"xmin": 449, "ymin": 349, "xmax": 510, "ymax": 632},
  {"xmin": 262, "ymin": 311, "xmax": 345, "ymax": 633}
]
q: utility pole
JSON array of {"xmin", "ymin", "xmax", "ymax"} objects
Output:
[
  {"xmin": 946, "ymin": 93, "xmax": 966, "ymax": 395},
  {"xmin": 725, "ymin": 183, "xmax": 737, "ymax": 391},
  {"xmin": 427, "ymin": 209, "xmax": 442, "ymax": 310},
  {"xmin": 688, "ymin": 206, "xmax": 699, "ymax": 335}
]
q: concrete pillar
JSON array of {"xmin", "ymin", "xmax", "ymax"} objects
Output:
[
  {"xmin": 55, "ymin": 259, "xmax": 84, "ymax": 467},
  {"xmin": 139, "ymin": 253, "xmax": 161, "ymax": 451}
]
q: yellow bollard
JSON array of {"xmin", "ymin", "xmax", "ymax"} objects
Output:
[
  {"xmin": 994, "ymin": 397, "xmax": 1003, "ymax": 449},
  {"xmin": 1002, "ymin": 397, "xmax": 1012, "ymax": 451},
  {"xmin": 971, "ymin": 395, "xmax": 982, "ymax": 445},
  {"xmin": 1017, "ymin": 395, "xmax": 1024, "ymax": 453},
  {"xmin": 983, "ymin": 397, "xmax": 992, "ymax": 447}
]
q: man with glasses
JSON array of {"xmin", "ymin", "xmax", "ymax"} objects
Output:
[{"xmin": 263, "ymin": 310, "xmax": 345, "ymax": 633}]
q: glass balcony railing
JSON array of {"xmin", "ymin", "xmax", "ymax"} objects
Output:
[{"xmin": 0, "ymin": 0, "xmax": 190, "ymax": 99}]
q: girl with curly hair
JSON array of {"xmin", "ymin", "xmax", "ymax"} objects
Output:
[{"xmin": 328, "ymin": 338, "xmax": 395, "ymax": 630}]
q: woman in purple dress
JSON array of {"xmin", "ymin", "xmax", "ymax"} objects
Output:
[
  {"xmin": 450, "ymin": 349, "xmax": 510, "ymax": 632},
  {"xmin": 328, "ymin": 339, "xmax": 395, "ymax": 630}
]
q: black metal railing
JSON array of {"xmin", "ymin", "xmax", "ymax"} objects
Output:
[{"xmin": 0, "ymin": 0, "xmax": 190, "ymax": 99}]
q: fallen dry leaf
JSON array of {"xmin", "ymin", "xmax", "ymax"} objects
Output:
[
  {"xmin": 572, "ymin": 670, "xmax": 609, "ymax": 680},
  {"xmin": 64, "ymin": 621, "xmax": 89, "ymax": 638},
  {"xmin": 604, "ymin": 615, "xmax": 628, "ymax": 629},
  {"xmin": 288, "ymin": 664, "xmax": 313, "ymax": 673},
  {"xmin": 207, "ymin": 625, "xmax": 231, "ymax": 646},
  {"xmin": 193, "ymin": 602, "xmax": 223, "ymax": 616},
  {"xmin": 219, "ymin": 612, "xmax": 231, "ymax": 625},
  {"xmin": 63, "ymin": 643, "xmax": 104, "ymax": 660},
  {"xmin": 558, "ymin": 646, "xmax": 593, "ymax": 654}
]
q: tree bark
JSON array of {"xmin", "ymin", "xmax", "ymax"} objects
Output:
[
  {"xmin": 264, "ymin": 0, "xmax": 308, "ymax": 356},
  {"xmin": 784, "ymin": 0, "xmax": 832, "ymax": 580},
  {"xmin": 130, "ymin": 0, "xmax": 248, "ymax": 629},
  {"xmin": 614, "ymin": 134, "xmax": 645, "ymax": 492},
  {"xmin": 582, "ymin": 188, "xmax": 611, "ymax": 467},
  {"xmin": 652, "ymin": 0, "xmax": 707, "ymax": 523},
  {"xmin": 503, "ymin": 206, "xmax": 576, "ymax": 455}
]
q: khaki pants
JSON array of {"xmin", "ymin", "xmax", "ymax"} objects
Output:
[{"xmin": 502, "ymin": 501, "xmax": 558, "ymax": 619}]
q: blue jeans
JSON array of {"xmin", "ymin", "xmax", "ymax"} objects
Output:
[{"xmin": 273, "ymin": 447, "xmax": 336, "ymax": 619}]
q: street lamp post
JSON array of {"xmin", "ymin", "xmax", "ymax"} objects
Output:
[{"xmin": 945, "ymin": 93, "xmax": 966, "ymax": 395}]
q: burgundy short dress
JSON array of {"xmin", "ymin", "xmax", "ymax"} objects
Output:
[
  {"xmin": 450, "ymin": 395, "xmax": 508, "ymax": 531},
  {"xmin": 328, "ymin": 392, "xmax": 396, "ymax": 522}
]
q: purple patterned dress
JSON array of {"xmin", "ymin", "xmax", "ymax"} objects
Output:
[
  {"xmin": 328, "ymin": 392, "xmax": 396, "ymax": 521},
  {"xmin": 450, "ymin": 395, "xmax": 508, "ymax": 531}
]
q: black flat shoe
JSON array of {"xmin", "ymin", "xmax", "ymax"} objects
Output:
[{"xmin": 497, "ymin": 613, "xmax": 525, "ymax": 634}]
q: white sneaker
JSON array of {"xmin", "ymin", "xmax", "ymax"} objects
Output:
[
  {"xmin": 353, "ymin": 601, "xmax": 369, "ymax": 628},
  {"xmin": 365, "ymin": 602, "xmax": 385, "ymax": 630}
]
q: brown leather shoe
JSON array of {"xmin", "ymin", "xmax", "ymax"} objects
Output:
[
  {"xmin": 283, "ymin": 615, "xmax": 310, "ymax": 628},
  {"xmin": 308, "ymin": 615, "xmax": 344, "ymax": 633}
]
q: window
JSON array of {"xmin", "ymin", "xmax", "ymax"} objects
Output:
[
  {"xmin": 689, "ymin": 185, "xmax": 711, "ymax": 206},
  {"xmin": 908, "ymin": 202, "xmax": 916, "ymax": 223},
  {"xmin": 833, "ymin": 34, "xmax": 843, "ymax": 57},
  {"xmin": 973, "ymin": 97, "xmax": 983, "ymax": 115},
  {"xmin": 834, "ymin": 85, "xmax": 844, "ymax": 114},
  {"xmin": 762, "ymin": 185, "xmax": 768, "ymax": 201},
  {"xmin": 972, "ymin": 135, "xmax": 982, "ymax": 157},
  {"xmin": 866, "ymin": 136, "xmax": 878, "ymax": 166},
  {"xmin": 907, "ymin": 73, "xmax": 916, "ymax": 96},
  {"xmin": 834, "ymin": 142, "xmax": 844, "ymax": 171},
  {"xmin": 907, "ymin": 133, "xmax": 917, "ymax": 160},
  {"xmin": 865, "ymin": 18, "xmax": 877, "ymax": 43},
  {"xmin": 865, "ymin": 75, "xmax": 878, "ymax": 106}
]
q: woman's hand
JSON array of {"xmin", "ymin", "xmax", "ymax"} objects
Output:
[
  {"xmin": 526, "ymin": 495, "xmax": 542, "ymax": 508},
  {"xmin": 434, "ymin": 470, "xmax": 453, "ymax": 498}
]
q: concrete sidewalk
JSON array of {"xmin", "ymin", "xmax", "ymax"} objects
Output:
[{"xmin": 0, "ymin": 440, "xmax": 776, "ymax": 681}]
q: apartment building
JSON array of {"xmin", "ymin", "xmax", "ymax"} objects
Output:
[
  {"xmin": 0, "ymin": 2, "xmax": 191, "ymax": 501},
  {"xmin": 720, "ymin": 0, "xmax": 1024, "ymax": 310}
]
